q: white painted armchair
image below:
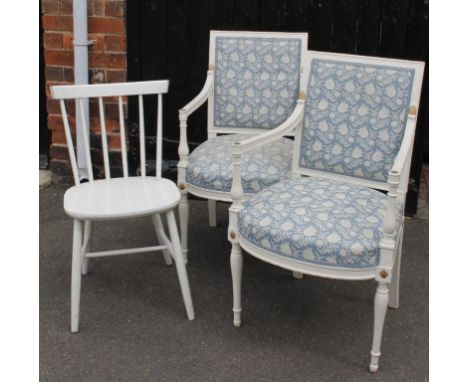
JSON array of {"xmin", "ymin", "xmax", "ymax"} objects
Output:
[
  {"xmin": 177, "ymin": 31, "xmax": 308, "ymax": 260},
  {"xmin": 228, "ymin": 51, "xmax": 424, "ymax": 372}
]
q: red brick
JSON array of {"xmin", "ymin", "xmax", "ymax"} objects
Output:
[
  {"xmin": 64, "ymin": 67, "xmax": 74, "ymax": 82},
  {"xmin": 42, "ymin": 15, "xmax": 73, "ymax": 32},
  {"xmin": 62, "ymin": 33, "xmax": 73, "ymax": 50},
  {"xmin": 106, "ymin": 53, "xmax": 126, "ymax": 69},
  {"xmin": 51, "ymin": 129, "xmax": 67, "ymax": 144},
  {"xmin": 88, "ymin": 17, "xmax": 125, "ymax": 34},
  {"xmin": 88, "ymin": 52, "xmax": 107, "ymax": 68},
  {"xmin": 49, "ymin": 144, "xmax": 69, "ymax": 161},
  {"xmin": 93, "ymin": 0, "xmax": 105, "ymax": 16},
  {"xmin": 44, "ymin": 50, "xmax": 74, "ymax": 66},
  {"xmin": 106, "ymin": 70, "xmax": 126, "ymax": 83},
  {"xmin": 108, "ymin": 133, "xmax": 122, "ymax": 149},
  {"xmin": 47, "ymin": 99, "xmax": 61, "ymax": 114},
  {"xmin": 45, "ymin": 66, "xmax": 64, "ymax": 81},
  {"xmin": 105, "ymin": 35, "xmax": 126, "ymax": 52},
  {"xmin": 43, "ymin": 32, "xmax": 63, "ymax": 49},
  {"xmin": 41, "ymin": 0, "xmax": 61, "ymax": 15},
  {"xmin": 48, "ymin": 114, "xmax": 65, "ymax": 130},
  {"xmin": 105, "ymin": 1, "xmax": 125, "ymax": 18},
  {"xmin": 89, "ymin": 34, "xmax": 106, "ymax": 52}
]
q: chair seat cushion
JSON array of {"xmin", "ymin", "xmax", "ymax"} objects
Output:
[
  {"xmin": 186, "ymin": 134, "xmax": 293, "ymax": 194},
  {"xmin": 238, "ymin": 178, "xmax": 404, "ymax": 269}
]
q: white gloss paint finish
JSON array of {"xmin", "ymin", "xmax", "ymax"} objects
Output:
[
  {"xmin": 177, "ymin": 31, "xmax": 308, "ymax": 263},
  {"xmin": 228, "ymin": 50, "xmax": 425, "ymax": 373},
  {"xmin": 64, "ymin": 177, "xmax": 180, "ymax": 220},
  {"xmin": 51, "ymin": 80, "xmax": 194, "ymax": 332}
]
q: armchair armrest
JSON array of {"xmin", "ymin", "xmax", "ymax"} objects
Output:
[
  {"xmin": 232, "ymin": 99, "xmax": 305, "ymax": 155},
  {"xmin": 179, "ymin": 70, "xmax": 214, "ymax": 117},
  {"xmin": 390, "ymin": 112, "xmax": 418, "ymax": 177},
  {"xmin": 229, "ymin": 99, "xmax": 305, "ymax": 206},
  {"xmin": 178, "ymin": 69, "xmax": 214, "ymax": 169},
  {"xmin": 378, "ymin": 106, "xmax": 418, "ymax": 277}
]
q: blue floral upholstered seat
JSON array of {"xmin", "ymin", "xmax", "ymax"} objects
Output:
[
  {"xmin": 238, "ymin": 177, "xmax": 404, "ymax": 269},
  {"xmin": 186, "ymin": 134, "xmax": 293, "ymax": 194}
]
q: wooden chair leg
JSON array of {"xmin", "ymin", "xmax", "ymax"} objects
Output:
[
  {"xmin": 178, "ymin": 192, "xmax": 189, "ymax": 263},
  {"xmin": 369, "ymin": 281, "xmax": 390, "ymax": 372},
  {"xmin": 208, "ymin": 199, "xmax": 217, "ymax": 227},
  {"xmin": 166, "ymin": 210, "xmax": 195, "ymax": 320},
  {"xmin": 71, "ymin": 219, "xmax": 83, "ymax": 333},
  {"xmin": 81, "ymin": 220, "xmax": 93, "ymax": 275},
  {"xmin": 152, "ymin": 214, "xmax": 173, "ymax": 266},
  {"xmin": 230, "ymin": 242, "xmax": 243, "ymax": 327},
  {"xmin": 292, "ymin": 271, "xmax": 303, "ymax": 279},
  {"xmin": 389, "ymin": 224, "xmax": 404, "ymax": 309}
]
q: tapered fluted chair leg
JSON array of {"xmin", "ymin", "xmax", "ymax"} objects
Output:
[
  {"xmin": 369, "ymin": 282, "xmax": 389, "ymax": 372},
  {"xmin": 389, "ymin": 225, "xmax": 404, "ymax": 309}
]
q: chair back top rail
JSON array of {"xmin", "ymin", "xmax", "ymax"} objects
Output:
[
  {"xmin": 51, "ymin": 80, "xmax": 169, "ymax": 185},
  {"xmin": 51, "ymin": 80, "xmax": 169, "ymax": 100}
]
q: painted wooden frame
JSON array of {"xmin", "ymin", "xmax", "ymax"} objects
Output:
[{"xmin": 227, "ymin": 50, "xmax": 425, "ymax": 372}]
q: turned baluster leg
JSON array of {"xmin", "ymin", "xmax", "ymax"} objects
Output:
[{"xmin": 230, "ymin": 242, "xmax": 243, "ymax": 327}]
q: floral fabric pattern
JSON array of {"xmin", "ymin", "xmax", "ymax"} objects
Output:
[
  {"xmin": 299, "ymin": 59, "xmax": 415, "ymax": 182},
  {"xmin": 186, "ymin": 134, "xmax": 294, "ymax": 194},
  {"xmin": 239, "ymin": 178, "xmax": 404, "ymax": 268},
  {"xmin": 214, "ymin": 37, "xmax": 302, "ymax": 129}
]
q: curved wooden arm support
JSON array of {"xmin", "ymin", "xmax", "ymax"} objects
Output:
[
  {"xmin": 391, "ymin": 114, "xmax": 417, "ymax": 177},
  {"xmin": 231, "ymin": 100, "xmax": 305, "ymax": 155},
  {"xmin": 178, "ymin": 70, "xmax": 214, "ymax": 176}
]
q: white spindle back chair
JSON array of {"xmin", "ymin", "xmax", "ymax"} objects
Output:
[{"xmin": 51, "ymin": 80, "xmax": 195, "ymax": 332}]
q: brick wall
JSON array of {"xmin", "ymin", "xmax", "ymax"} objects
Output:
[{"xmin": 41, "ymin": 0, "xmax": 127, "ymax": 182}]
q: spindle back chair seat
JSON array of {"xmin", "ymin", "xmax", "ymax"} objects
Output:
[
  {"xmin": 177, "ymin": 30, "xmax": 308, "ymax": 261},
  {"xmin": 227, "ymin": 51, "xmax": 425, "ymax": 372},
  {"xmin": 51, "ymin": 80, "xmax": 194, "ymax": 333}
]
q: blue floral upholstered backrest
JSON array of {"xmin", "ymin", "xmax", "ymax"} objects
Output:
[
  {"xmin": 298, "ymin": 53, "xmax": 417, "ymax": 184},
  {"xmin": 212, "ymin": 32, "xmax": 306, "ymax": 129}
]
